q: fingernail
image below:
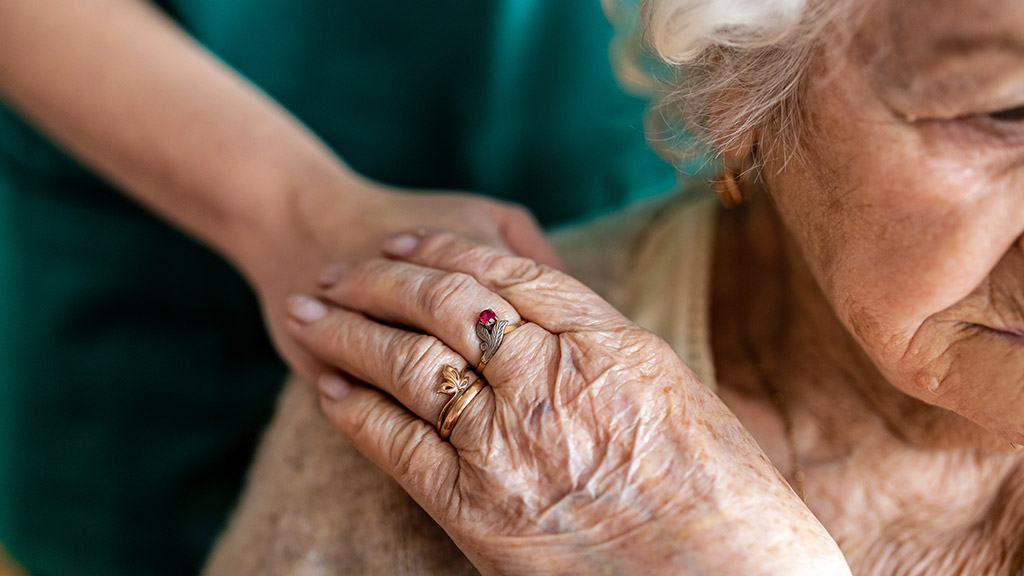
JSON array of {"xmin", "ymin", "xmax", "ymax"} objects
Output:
[
  {"xmin": 382, "ymin": 233, "xmax": 420, "ymax": 256},
  {"xmin": 319, "ymin": 373, "xmax": 352, "ymax": 400},
  {"xmin": 286, "ymin": 294, "xmax": 328, "ymax": 323},
  {"xmin": 317, "ymin": 263, "xmax": 350, "ymax": 288}
]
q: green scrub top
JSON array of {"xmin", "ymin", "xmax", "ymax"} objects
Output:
[{"xmin": 0, "ymin": 1, "xmax": 676, "ymax": 575}]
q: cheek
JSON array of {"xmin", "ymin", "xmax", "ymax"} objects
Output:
[
  {"xmin": 764, "ymin": 42, "xmax": 1024, "ymax": 438},
  {"xmin": 799, "ymin": 122, "xmax": 1024, "ymax": 359},
  {"xmin": 809, "ymin": 128, "xmax": 1024, "ymax": 439},
  {"xmin": 770, "ymin": 98, "xmax": 1024, "ymax": 438}
]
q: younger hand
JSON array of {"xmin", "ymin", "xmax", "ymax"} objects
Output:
[{"xmin": 245, "ymin": 180, "xmax": 563, "ymax": 383}]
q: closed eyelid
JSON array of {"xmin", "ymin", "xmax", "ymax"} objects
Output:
[{"xmin": 990, "ymin": 105, "xmax": 1024, "ymax": 122}]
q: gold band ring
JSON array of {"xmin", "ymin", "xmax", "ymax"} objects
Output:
[
  {"xmin": 435, "ymin": 364, "xmax": 486, "ymax": 441},
  {"xmin": 437, "ymin": 379, "xmax": 485, "ymax": 441},
  {"xmin": 475, "ymin": 309, "xmax": 526, "ymax": 373}
]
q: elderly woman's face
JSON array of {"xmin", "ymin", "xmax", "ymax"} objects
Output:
[{"xmin": 764, "ymin": 0, "xmax": 1024, "ymax": 441}]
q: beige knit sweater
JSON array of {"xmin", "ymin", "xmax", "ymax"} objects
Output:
[{"xmin": 202, "ymin": 193, "xmax": 717, "ymax": 575}]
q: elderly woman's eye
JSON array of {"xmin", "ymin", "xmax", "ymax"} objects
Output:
[{"xmin": 989, "ymin": 105, "xmax": 1024, "ymax": 122}]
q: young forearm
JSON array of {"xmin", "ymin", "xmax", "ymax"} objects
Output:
[
  {"xmin": 0, "ymin": 0, "xmax": 359, "ymax": 275},
  {"xmin": 0, "ymin": 0, "xmax": 564, "ymax": 384}
]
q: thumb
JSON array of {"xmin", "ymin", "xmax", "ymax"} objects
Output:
[{"xmin": 495, "ymin": 205, "xmax": 567, "ymax": 271}]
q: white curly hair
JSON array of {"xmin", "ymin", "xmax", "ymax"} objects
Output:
[{"xmin": 606, "ymin": 0, "xmax": 867, "ymax": 171}]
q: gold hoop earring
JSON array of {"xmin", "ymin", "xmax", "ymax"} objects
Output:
[{"xmin": 714, "ymin": 165, "xmax": 743, "ymax": 209}]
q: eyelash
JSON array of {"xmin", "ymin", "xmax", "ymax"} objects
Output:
[
  {"xmin": 989, "ymin": 105, "xmax": 1024, "ymax": 122},
  {"xmin": 925, "ymin": 104, "xmax": 1024, "ymax": 146},
  {"xmin": 961, "ymin": 104, "xmax": 1024, "ymax": 144}
]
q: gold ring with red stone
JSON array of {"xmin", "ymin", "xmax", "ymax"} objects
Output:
[{"xmin": 475, "ymin": 309, "xmax": 525, "ymax": 373}]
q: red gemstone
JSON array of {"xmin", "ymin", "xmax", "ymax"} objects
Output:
[{"xmin": 479, "ymin": 309, "xmax": 497, "ymax": 325}]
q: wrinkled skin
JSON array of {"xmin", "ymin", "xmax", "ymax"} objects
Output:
[
  {"xmin": 285, "ymin": 232, "xmax": 850, "ymax": 575},
  {"xmin": 758, "ymin": 0, "xmax": 1024, "ymax": 446},
  {"xmin": 248, "ymin": 180, "xmax": 564, "ymax": 384},
  {"xmin": 283, "ymin": 0, "xmax": 1024, "ymax": 572},
  {"xmin": 710, "ymin": 0, "xmax": 1024, "ymax": 570}
]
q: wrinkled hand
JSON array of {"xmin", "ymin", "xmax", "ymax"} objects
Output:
[
  {"xmin": 243, "ymin": 180, "xmax": 563, "ymax": 383},
  {"xmin": 284, "ymin": 231, "xmax": 851, "ymax": 575}
]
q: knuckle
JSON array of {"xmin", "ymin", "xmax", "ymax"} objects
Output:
[
  {"xmin": 419, "ymin": 231, "xmax": 462, "ymax": 256},
  {"xmin": 613, "ymin": 328, "xmax": 675, "ymax": 376},
  {"xmin": 449, "ymin": 242, "xmax": 505, "ymax": 269},
  {"xmin": 311, "ymin": 316, "xmax": 350, "ymax": 357},
  {"xmin": 338, "ymin": 398, "xmax": 434, "ymax": 486},
  {"xmin": 613, "ymin": 326, "xmax": 660, "ymax": 353},
  {"xmin": 388, "ymin": 421, "xmax": 434, "ymax": 480},
  {"xmin": 342, "ymin": 395, "xmax": 384, "ymax": 441},
  {"xmin": 586, "ymin": 326, "xmax": 661, "ymax": 360},
  {"xmin": 421, "ymin": 271, "xmax": 478, "ymax": 316},
  {"xmin": 492, "ymin": 255, "xmax": 561, "ymax": 289},
  {"xmin": 389, "ymin": 333, "xmax": 450, "ymax": 395}
]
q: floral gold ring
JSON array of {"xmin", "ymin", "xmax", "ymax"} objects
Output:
[{"xmin": 436, "ymin": 364, "xmax": 485, "ymax": 441}]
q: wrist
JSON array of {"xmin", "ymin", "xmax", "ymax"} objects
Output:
[{"xmin": 220, "ymin": 155, "xmax": 372, "ymax": 287}]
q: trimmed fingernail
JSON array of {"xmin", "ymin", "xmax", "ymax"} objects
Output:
[
  {"xmin": 319, "ymin": 373, "xmax": 352, "ymax": 401},
  {"xmin": 382, "ymin": 233, "xmax": 420, "ymax": 256},
  {"xmin": 317, "ymin": 263, "xmax": 351, "ymax": 288},
  {"xmin": 286, "ymin": 294, "xmax": 327, "ymax": 323}
]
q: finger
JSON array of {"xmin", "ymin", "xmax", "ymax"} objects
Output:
[
  {"xmin": 382, "ymin": 231, "xmax": 627, "ymax": 333},
  {"xmin": 286, "ymin": 294, "xmax": 487, "ymax": 429},
  {"xmin": 318, "ymin": 383, "xmax": 462, "ymax": 518},
  {"xmin": 319, "ymin": 258, "xmax": 523, "ymax": 368},
  {"xmin": 495, "ymin": 204, "xmax": 567, "ymax": 271},
  {"xmin": 276, "ymin": 320, "xmax": 335, "ymax": 384}
]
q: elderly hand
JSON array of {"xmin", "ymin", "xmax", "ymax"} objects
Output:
[
  {"xmin": 246, "ymin": 181, "xmax": 563, "ymax": 384},
  {"xmin": 284, "ymin": 231, "xmax": 850, "ymax": 575}
]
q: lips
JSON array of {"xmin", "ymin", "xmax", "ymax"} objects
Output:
[{"xmin": 973, "ymin": 322, "xmax": 1024, "ymax": 342}]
